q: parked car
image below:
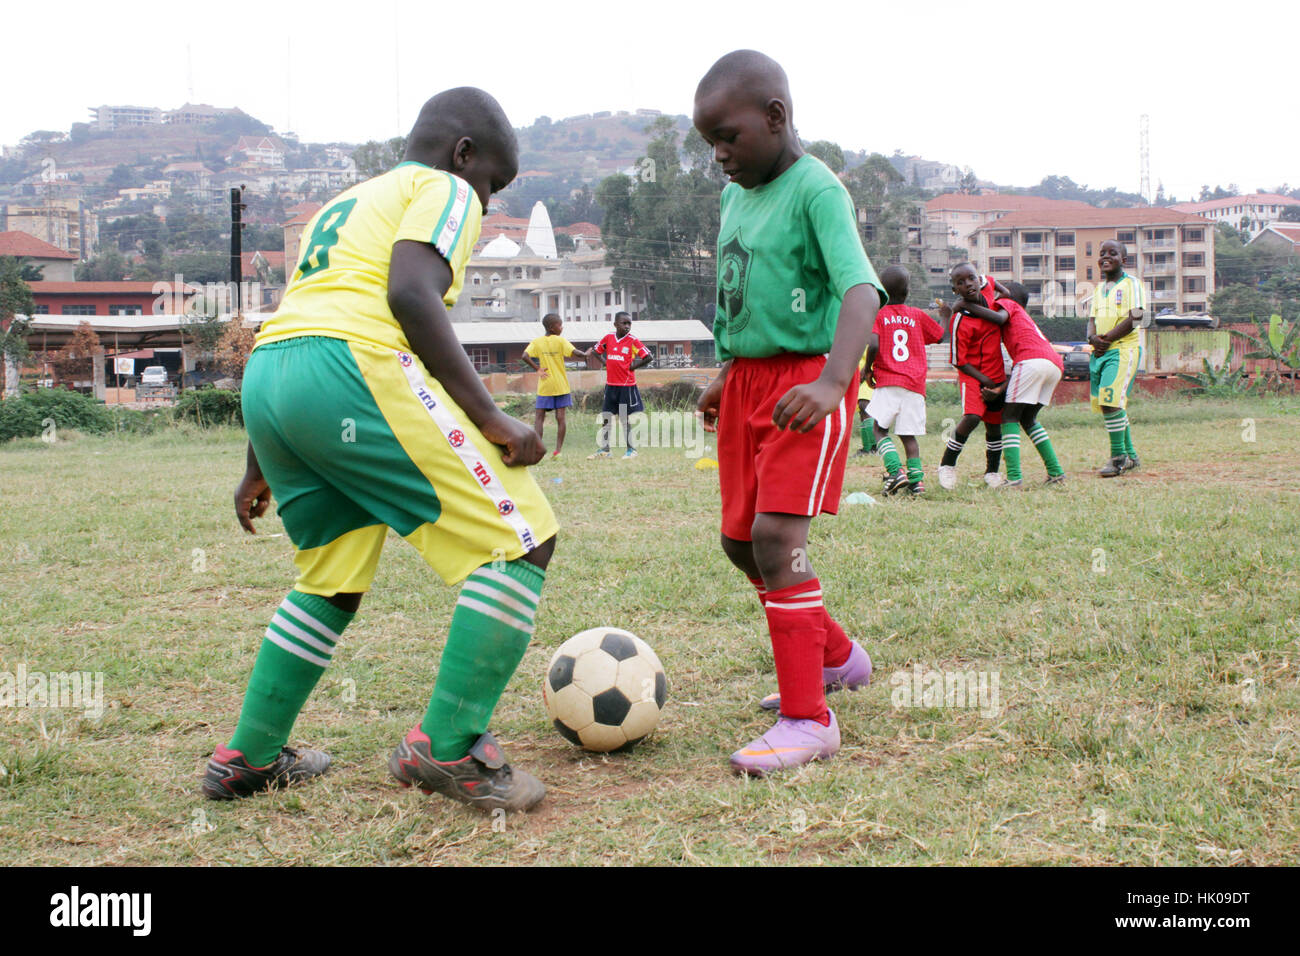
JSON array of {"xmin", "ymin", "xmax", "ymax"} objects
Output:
[
  {"xmin": 139, "ymin": 366, "xmax": 169, "ymax": 386},
  {"xmin": 1054, "ymin": 343, "xmax": 1092, "ymax": 380}
]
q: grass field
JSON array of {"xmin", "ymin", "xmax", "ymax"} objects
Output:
[{"xmin": 2, "ymin": 394, "xmax": 1298, "ymax": 866}]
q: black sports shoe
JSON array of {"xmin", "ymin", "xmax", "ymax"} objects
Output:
[
  {"xmin": 389, "ymin": 727, "xmax": 545, "ymax": 813},
  {"xmin": 908, "ymin": 480, "xmax": 925, "ymax": 496},
  {"xmin": 1099, "ymin": 455, "xmax": 1131, "ymax": 477},
  {"xmin": 202, "ymin": 744, "xmax": 330, "ymax": 800},
  {"xmin": 1121, "ymin": 455, "xmax": 1140, "ymax": 473},
  {"xmin": 883, "ymin": 471, "xmax": 911, "ymax": 495}
]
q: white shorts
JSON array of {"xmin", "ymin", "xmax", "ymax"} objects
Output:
[
  {"xmin": 1006, "ymin": 358, "xmax": 1062, "ymax": 407},
  {"xmin": 866, "ymin": 386, "xmax": 927, "ymax": 435}
]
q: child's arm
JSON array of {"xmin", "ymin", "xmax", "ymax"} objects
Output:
[
  {"xmin": 697, "ymin": 361, "xmax": 730, "ymax": 431},
  {"xmin": 959, "ymin": 300, "xmax": 1009, "ymax": 327},
  {"xmin": 632, "ymin": 347, "xmax": 653, "ymax": 371},
  {"xmin": 389, "ymin": 240, "xmax": 544, "ymax": 465},
  {"xmin": 520, "ymin": 350, "xmax": 540, "ymax": 372},
  {"xmin": 956, "ymin": 362, "xmax": 999, "ymax": 388},
  {"xmin": 773, "ymin": 282, "xmax": 880, "ymax": 432},
  {"xmin": 234, "ymin": 441, "xmax": 273, "ymax": 533},
  {"xmin": 863, "ymin": 333, "xmax": 879, "ymax": 387}
]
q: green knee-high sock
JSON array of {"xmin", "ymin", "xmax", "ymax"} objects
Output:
[
  {"xmin": 906, "ymin": 456, "xmax": 923, "ymax": 485},
  {"xmin": 229, "ymin": 590, "xmax": 352, "ymax": 766},
  {"xmin": 859, "ymin": 419, "xmax": 877, "ymax": 452},
  {"xmin": 1002, "ymin": 423, "xmax": 1022, "ymax": 481},
  {"xmin": 422, "ymin": 559, "xmax": 545, "ymax": 761},
  {"xmin": 877, "ymin": 436, "xmax": 901, "ymax": 475},
  {"xmin": 1027, "ymin": 422, "xmax": 1063, "ymax": 477},
  {"xmin": 1103, "ymin": 410, "xmax": 1128, "ymax": 458},
  {"xmin": 1123, "ymin": 425, "xmax": 1137, "ymax": 459}
]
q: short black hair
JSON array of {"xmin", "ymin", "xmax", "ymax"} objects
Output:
[
  {"xmin": 951, "ymin": 261, "xmax": 978, "ymax": 277},
  {"xmin": 879, "ymin": 264, "xmax": 910, "ymax": 305},
  {"xmin": 542, "ymin": 313, "xmax": 561, "ymax": 330},
  {"xmin": 1100, "ymin": 237, "xmax": 1127, "ymax": 258},
  {"xmin": 696, "ymin": 50, "xmax": 792, "ymax": 117},
  {"xmin": 405, "ymin": 87, "xmax": 517, "ymax": 172},
  {"xmin": 614, "ymin": 311, "xmax": 631, "ymax": 321},
  {"xmin": 1002, "ymin": 280, "xmax": 1030, "ymax": 308}
]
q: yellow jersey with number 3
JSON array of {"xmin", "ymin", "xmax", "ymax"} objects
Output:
[
  {"xmin": 255, "ymin": 161, "xmax": 482, "ymax": 352},
  {"xmin": 1090, "ymin": 272, "xmax": 1145, "ymax": 350}
]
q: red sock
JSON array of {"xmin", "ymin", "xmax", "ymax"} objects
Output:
[
  {"xmin": 823, "ymin": 611, "xmax": 851, "ymax": 668},
  {"xmin": 747, "ymin": 576, "xmax": 768, "ymax": 609},
  {"xmin": 763, "ymin": 579, "xmax": 829, "ymax": 725}
]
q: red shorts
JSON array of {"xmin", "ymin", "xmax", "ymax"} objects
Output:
[
  {"xmin": 718, "ymin": 355, "xmax": 854, "ymax": 541},
  {"xmin": 959, "ymin": 373, "xmax": 1003, "ymax": 425}
]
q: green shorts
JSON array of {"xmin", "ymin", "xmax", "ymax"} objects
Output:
[
  {"xmin": 1090, "ymin": 346, "xmax": 1141, "ymax": 412},
  {"xmin": 242, "ymin": 336, "xmax": 558, "ymax": 593}
]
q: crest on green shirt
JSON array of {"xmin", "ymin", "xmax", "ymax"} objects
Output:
[{"xmin": 718, "ymin": 231, "xmax": 752, "ymax": 334}]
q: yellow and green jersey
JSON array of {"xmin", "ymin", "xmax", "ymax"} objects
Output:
[
  {"xmin": 525, "ymin": 334, "xmax": 576, "ymax": 396},
  {"xmin": 1091, "ymin": 272, "xmax": 1145, "ymax": 350},
  {"xmin": 257, "ymin": 161, "xmax": 482, "ymax": 353}
]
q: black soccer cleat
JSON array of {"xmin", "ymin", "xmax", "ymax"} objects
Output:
[
  {"xmin": 882, "ymin": 471, "xmax": 911, "ymax": 495},
  {"xmin": 389, "ymin": 727, "xmax": 545, "ymax": 813},
  {"xmin": 1099, "ymin": 455, "xmax": 1132, "ymax": 477},
  {"xmin": 1122, "ymin": 455, "xmax": 1140, "ymax": 473},
  {"xmin": 202, "ymin": 744, "xmax": 331, "ymax": 800}
]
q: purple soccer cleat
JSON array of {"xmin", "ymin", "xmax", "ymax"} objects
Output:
[
  {"xmin": 760, "ymin": 640, "xmax": 872, "ymax": 711},
  {"xmin": 730, "ymin": 710, "xmax": 841, "ymax": 776}
]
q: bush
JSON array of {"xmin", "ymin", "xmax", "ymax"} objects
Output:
[
  {"xmin": 926, "ymin": 381, "xmax": 959, "ymax": 406},
  {"xmin": 173, "ymin": 387, "xmax": 243, "ymax": 427},
  {"xmin": 0, "ymin": 389, "xmax": 113, "ymax": 441}
]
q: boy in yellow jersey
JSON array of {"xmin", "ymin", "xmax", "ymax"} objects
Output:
[
  {"xmin": 202, "ymin": 88, "xmax": 558, "ymax": 814},
  {"xmin": 521, "ymin": 313, "xmax": 590, "ymax": 459},
  {"xmin": 1088, "ymin": 239, "xmax": 1146, "ymax": 477}
]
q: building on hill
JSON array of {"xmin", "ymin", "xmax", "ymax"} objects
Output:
[
  {"xmin": 1168, "ymin": 193, "xmax": 1300, "ymax": 239},
  {"xmin": 897, "ymin": 156, "xmax": 965, "ymax": 191},
  {"xmin": 925, "ymin": 193, "xmax": 1099, "ymax": 253},
  {"xmin": 282, "ymin": 202, "xmax": 322, "ymax": 261},
  {"xmin": 971, "ymin": 206, "xmax": 1216, "ymax": 317},
  {"xmin": 0, "ymin": 231, "xmax": 78, "ymax": 280},
  {"xmin": 1248, "ymin": 225, "xmax": 1300, "ymax": 268},
  {"xmin": 164, "ymin": 103, "xmax": 244, "ymax": 125},
  {"xmin": 229, "ymin": 136, "xmax": 286, "ymax": 168},
  {"xmin": 1, "ymin": 198, "xmax": 98, "ymax": 260},
  {"xmin": 90, "ymin": 105, "xmax": 162, "ymax": 132}
]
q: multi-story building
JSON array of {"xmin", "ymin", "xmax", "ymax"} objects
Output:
[
  {"xmin": 925, "ymin": 193, "xmax": 1097, "ymax": 253},
  {"xmin": 1, "ymin": 198, "xmax": 98, "ymax": 260},
  {"xmin": 1247, "ymin": 224, "xmax": 1300, "ymax": 267},
  {"xmin": 229, "ymin": 136, "xmax": 286, "ymax": 169},
  {"xmin": 971, "ymin": 207, "xmax": 1216, "ymax": 316},
  {"xmin": 89, "ymin": 105, "xmax": 162, "ymax": 132},
  {"xmin": 1169, "ymin": 193, "xmax": 1300, "ymax": 239}
]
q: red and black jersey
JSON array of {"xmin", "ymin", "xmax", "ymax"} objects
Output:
[{"xmin": 871, "ymin": 305, "xmax": 943, "ymax": 394}]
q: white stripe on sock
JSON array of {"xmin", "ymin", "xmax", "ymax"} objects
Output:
[
  {"xmin": 279, "ymin": 599, "xmax": 342, "ymax": 644},
  {"xmin": 473, "ymin": 568, "xmax": 540, "ymax": 609},
  {"xmin": 767, "ymin": 599, "xmax": 825, "ymax": 610},
  {"xmin": 457, "ymin": 596, "xmax": 536, "ymax": 635},
  {"xmin": 264, "ymin": 629, "xmax": 332, "ymax": 668},
  {"xmin": 462, "ymin": 580, "xmax": 539, "ymax": 620},
  {"xmin": 270, "ymin": 613, "xmax": 336, "ymax": 657}
]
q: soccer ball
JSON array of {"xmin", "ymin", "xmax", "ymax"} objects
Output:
[{"xmin": 542, "ymin": 627, "xmax": 666, "ymax": 752}]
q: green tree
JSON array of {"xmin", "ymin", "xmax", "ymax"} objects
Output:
[
  {"xmin": 1209, "ymin": 284, "xmax": 1273, "ymax": 325},
  {"xmin": 1, "ymin": 257, "xmax": 37, "ymax": 392},
  {"xmin": 596, "ymin": 117, "xmax": 722, "ymax": 322},
  {"xmin": 1281, "ymin": 206, "xmax": 1300, "ymax": 223},
  {"xmin": 806, "ymin": 140, "xmax": 845, "ymax": 174},
  {"xmin": 76, "ymin": 248, "xmax": 132, "ymax": 281},
  {"xmin": 352, "ymin": 137, "xmax": 407, "ymax": 178},
  {"xmin": 1213, "ymin": 222, "xmax": 1260, "ymax": 287}
]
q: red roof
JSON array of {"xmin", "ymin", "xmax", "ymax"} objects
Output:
[
  {"xmin": 0, "ymin": 231, "xmax": 77, "ymax": 260},
  {"xmin": 284, "ymin": 202, "xmax": 322, "ymax": 226},
  {"xmin": 926, "ymin": 193, "xmax": 1096, "ymax": 214},
  {"xmin": 29, "ymin": 281, "xmax": 162, "ymax": 294},
  {"xmin": 1255, "ymin": 225, "xmax": 1300, "ymax": 247},
  {"xmin": 1170, "ymin": 193, "xmax": 1300, "ymax": 214},
  {"xmin": 557, "ymin": 222, "xmax": 601, "ymax": 235},
  {"xmin": 974, "ymin": 206, "xmax": 1214, "ymax": 231}
]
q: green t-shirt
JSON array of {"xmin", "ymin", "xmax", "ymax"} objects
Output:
[{"xmin": 712, "ymin": 154, "xmax": 883, "ymax": 362}]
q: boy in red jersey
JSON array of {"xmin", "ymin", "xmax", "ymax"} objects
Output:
[
  {"xmin": 937, "ymin": 263, "xmax": 1006, "ymax": 490},
  {"xmin": 694, "ymin": 50, "xmax": 885, "ymax": 776},
  {"xmin": 863, "ymin": 265, "xmax": 945, "ymax": 495},
  {"xmin": 588, "ymin": 311, "xmax": 653, "ymax": 459},
  {"xmin": 974, "ymin": 281, "xmax": 1066, "ymax": 486}
]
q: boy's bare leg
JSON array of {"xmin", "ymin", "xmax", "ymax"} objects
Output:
[
  {"xmin": 533, "ymin": 408, "xmax": 546, "ymax": 439},
  {"xmin": 554, "ymin": 407, "xmax": 567, "ymax": 454}
]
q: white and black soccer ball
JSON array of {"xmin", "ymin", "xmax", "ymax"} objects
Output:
[{"xmin": 542, "ymin": 627, "xmax": 667, "ymax": 752}]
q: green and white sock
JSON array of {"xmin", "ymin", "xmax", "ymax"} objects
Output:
[
  {"xmin": 1123, "ymin": 425, "xmax": 1137, "ymax": 460},
  {"xmin": 859, "ymin": 419, "xmax": 877, "ymax": 452},
  {"xmin": 877, "ymin": 436, "xmax": 901, "ymax": 475},
  {"xmin": 229, "ymin": 590, "xmax": 352, "ymax": 767},
  {"xmin": 422, "ymin": 560, "xmax": 544, "ymax": 761},
  {"xmin": 906, "ymin": 456, "xmax": 923, "ymax": 485},
  {"xmin": 1103, "ymin": 410, "xmax": 1128, "ymax": 458},
  {"xmin": 1002, "ymin": 423, "xmax": 1022, "ymax": 482},
  {"xmin": 1027, "ymin": 423, "xmax": 1063, "ymax": 478}
]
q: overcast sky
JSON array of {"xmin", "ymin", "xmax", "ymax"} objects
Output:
[{"xmin": 5, "ymin": 0, "xmax": 1292, "ymax": 202}]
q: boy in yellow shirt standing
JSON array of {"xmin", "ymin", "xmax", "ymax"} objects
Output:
[{"xmin": 522, "ymin": 313, "xmax": 589, "ymax": 459}]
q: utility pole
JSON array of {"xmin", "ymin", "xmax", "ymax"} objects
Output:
[
  {"xmin": 230, "ymin": 186, "xmax": 246, "ymax": 312},
  {"xmin": 1139, "ymin": 114, "xmax": 1151, "ymax": 205}
]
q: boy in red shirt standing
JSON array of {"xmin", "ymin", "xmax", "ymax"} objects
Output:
[
  {"xmin": 588, "ymin": 311, "xmax": 653, "ymax": 459},
  {"xmin": 694, "ymin": 50, "xmax": 885, "ymax": 776},
  {"xmin": 863, "ymin": 265, "xmax": 945, "ymax": 495},
  {"xmin": 938, "ymin": 263, "xmax": 1006, "ymax": 490}
]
